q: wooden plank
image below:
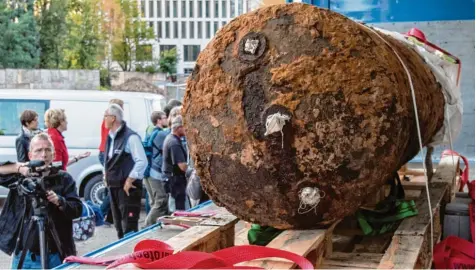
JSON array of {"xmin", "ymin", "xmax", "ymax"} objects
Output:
[
  {"xmin": 395, "ymin": 183, "xmax": 448, "ymax": 236},
  {"xmin": 166, "ymin": 225, "xmax": 222, "ymax": 252},
  {"xmin": 378, "ymin": 235, "xmax": 425, "ymax": 269},
  {"xmin": 378, "ymin": 180, "xmax": 452, "ymax": 269},
  {"xmin": 234, "ymin": 227, "xmax": 250, "ymax": 246},
  {"xmin": 353, "ymin": 234, "xmax": 393, "ymax": 253},
  {"xmin": 377, "ymin": 154, "xmax": 459, "ymax": 269},
  {"xmin": 401, "ymin": 180, "xmax": 427, "ymax": 189},
  {"xmin": 238, "ymin": 223, "xmax": 337, "ymax": 269},
  {"xmin": 322, "ymin": 252, "xmax": 383, "ymax": 269},
  {"xmin": 166, "ymin": 210, "xmax": 239, "ymax": 253}
]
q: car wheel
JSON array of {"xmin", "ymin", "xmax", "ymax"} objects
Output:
[{"xmin": 84, "ymin": 175, "xmax": 106, "ymax": 206}]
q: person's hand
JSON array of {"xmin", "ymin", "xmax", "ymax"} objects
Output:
[
  {"xmin": 46, "ymin": 190, "xmax": 60, "ymax": 206},
  {"xmin": 77, "ymin": 152, "xmax": 91, "ymax": 160},
  {"xmin": 123, "ymin": 178, "xmax": 136, "ymax": 196},
  {"xmin": 16, "ymin": 163, "xmax": 30, "ymax": 176}
]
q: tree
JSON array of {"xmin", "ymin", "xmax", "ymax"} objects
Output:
[
  {"xmin": 159, "ymin": 48, "xmax": 178, "ymax": 78},
  {"xmin": 35, "ymin": 0, "xmax": 69, "ymax": 68},
  {"xmin": 99, "ymin": 0, "xmax": 123, "ymax": 88},
  {"xmin": 0, "ymin": 0, "xmax": 40, "ymax": 68},
  {"xmin": 112, "ymin": 0, "xmax": 154, "ymax": 71},
  {"xmin": 62, "ymin": 0, "xmax": 103, "ymax": 69}
]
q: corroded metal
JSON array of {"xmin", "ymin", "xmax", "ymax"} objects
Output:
[
  {"xmin": 183, "ymin": 3, "xmax": 445, "ymax": 229},
  {"xmin": 238, "ymin": 32, "xmax": 267, "ymax": 61}
]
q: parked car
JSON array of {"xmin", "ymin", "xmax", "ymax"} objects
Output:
[{"xmin": 0, "ymin": 89, "xmax": 166, "ymax": 205}]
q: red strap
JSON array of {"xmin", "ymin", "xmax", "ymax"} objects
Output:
[
  {"xmin": 64, "ymin": 255, "xmax": 122, "ymax": 266},
  {"xmin": 434, "ymin": 236, "xmax": 475, "ymax": 269},
  {"xmin": 469, "ymin": 181, "xmax": 475, "ymax": 201},
  {"xmin": 470, "ymin": 202, "xmax": 475, "ymax": 243},
  {"xmin": 212, "ymin": 245, "xmax": 313, "ymax": 269},
  {"xmin": 65, "ymin": 239, "xmax": 314, "ymax": 269},
  {"xmin": 441, "ymin": 150, "xmax": 470, "ymax": 192}
]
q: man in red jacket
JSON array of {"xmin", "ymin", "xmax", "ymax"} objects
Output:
[{"xmin": 99, "ymin": 99, "xmax": 124, "ymax": 222}]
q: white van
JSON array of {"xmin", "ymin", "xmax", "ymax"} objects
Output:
[{"xmin": 0, "ymin": 89, "xmax": 166, "ymax": 203}]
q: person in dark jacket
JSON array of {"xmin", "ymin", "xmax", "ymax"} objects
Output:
[
  {"xmin": 15, "ymin": 110, "xmax": 40, "ymax": 162},
  {"xmin": 103, "ymin": 104, "xmax": 147, "ymax": 239},
  {"xmin": 0, "ymin": 133, "xmax": 82, "ymax": 269},
  {"xmin": 144, "ymin": 111, "xmax": 169, "ymax": 226},
  {"xmin": 162, "ymin": 116, "xmax": 190, "ymax": 211},
  {"xmin": 98, "ymin": 99, "xmax": 124, "ymax": 224}
]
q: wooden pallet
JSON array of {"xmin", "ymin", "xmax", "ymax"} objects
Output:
[{"xmin": 142, "ymin": 155, "xmax": 460, "ymax": 269}]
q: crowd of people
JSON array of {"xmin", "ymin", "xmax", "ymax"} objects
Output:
[{"xmin": 0, "ymin": 97, "xmax": 207, "ymax": 269}]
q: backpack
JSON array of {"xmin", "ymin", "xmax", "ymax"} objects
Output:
[{"xmin": 143, "ymin": 127, "xmax": 161, "ymax": 178}]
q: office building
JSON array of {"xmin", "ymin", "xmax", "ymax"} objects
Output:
[{"xmin": 140, "ymin": 0, "xmax": 255, "ymax": 74}]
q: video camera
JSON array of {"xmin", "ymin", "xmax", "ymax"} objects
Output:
[
  {"xmin": 10, "ymin": 160, "xmax": 63, "ymax": 199},
  {"xmin": 9, "ymin": 160, "xmax": 66, "ymax": 269}
]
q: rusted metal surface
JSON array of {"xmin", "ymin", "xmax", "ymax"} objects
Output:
[{"xmin": 183, "ymin": 3, "xmax": 445, "ymax": 229}]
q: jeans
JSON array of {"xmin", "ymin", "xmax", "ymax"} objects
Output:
[
  {"xmin": 168, "ymin": 195, "xmax": 190, "ymax": 213},
  {"xmin": 145, "ymin": 191, "xmax": 151, "ymax": 214},
  {"xmin": 98, "ymin": 151, "xmax": 111, "ymax": 220},
  {"xmin": 11, "ymin": 251, "xmax": 62, "ymax": 269},
  {"xmin": 100, "ymin": 188, "xmax": 111, "ymax": 217},
  {"xmin": 98, "ymin": 151, "xmax": 105, "ymax": 166}
]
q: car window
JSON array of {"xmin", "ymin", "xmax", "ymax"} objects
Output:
[
  {"xmin": 50, "ymin": 100, "xmax": 130, "ymax": 149},
  {"xmin": 0, "ymin": 99, "xmax": 49, "ymax": 136}
]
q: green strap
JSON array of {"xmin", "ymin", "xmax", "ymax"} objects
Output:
[
  {"xmin": 356, "ymin": 173, "xmax": 418, "ymax": 235},
  {"xmin": 247, "ymin": 224, "xmax": 283, "ymax": 246},
  {"xmin": 357, "ymin": 199, "xmax": 418, "ymax": 235}
]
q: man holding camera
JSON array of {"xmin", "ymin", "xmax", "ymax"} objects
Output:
[{"xmin": 0, "ymin": 133, "xmax": 82, "ymax": 269}]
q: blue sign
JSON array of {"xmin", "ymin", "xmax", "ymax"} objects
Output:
[{"xmin": 299, "ymin": 0, "xmax": 475, "ymax": 23}]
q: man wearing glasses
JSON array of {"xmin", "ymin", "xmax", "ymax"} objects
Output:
[{"xmin": 102, "ymin": 104, "xmax": 148, "ymax": 239}]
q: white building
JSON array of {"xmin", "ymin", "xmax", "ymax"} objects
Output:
[{"xmin": 140, "ymin": 0, "xmax": 253, "ymax": 74}]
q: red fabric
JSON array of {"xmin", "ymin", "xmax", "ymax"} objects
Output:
[
  {"xmin": 469, "ymin": 181, "xmax": 475, "ymax": 243},
  {"xmin": 99, "ymin": 120, "xmax": 108, "ymax": 152},
  {"xmin": 64, "ymin": 239, "xmax": 314, "ymax": 269},
  {"xmin": 433, "ymin": 236, "xmax": 475, "ymax": 269},
  {"xmin": 48, "ymin": 128, "xmax": 68, "ymax": 170},
  {"xmin": 405, "ymin": 28, "xmax": 462, "ymax": 85},
  {"xmin": 432, "ymin": 169, "xmax": 475, "ymax": 269},
  {"xmin": 470, "ymin": 202, "xmax": 474, "ymax": 243},
  {"xmin": 469, "ymin": 181, "xmax": 475, "ymax": 201}
]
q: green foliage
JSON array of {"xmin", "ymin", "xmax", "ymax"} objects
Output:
[
  {"xmin": 159, "ymin": 48, "xmax": 178, "ymax": 76},
  {"xmin": 135, "ymin": 63, "xmax": 160, "ymax": 74},
  {"xmin": 136, "ymin": 44, "xmax": 153, "ymax": 62},
  {"xmin": 99, "ymin": 68, "xmax": 111, "ymax": 89},
  {"xmin": 112, "ymin": 0, "xmax": 154, "ymax": 71},
  {"xmin": 63, "ymin": 0, "xmax": 103, "ymax": 69},
  {"xmin": 0, "ymin": 1, "xmax": 40, "ymax": 68},
  {"xmin": 36, "ymin": 0, "xmax": 69, "ymax": 68}
]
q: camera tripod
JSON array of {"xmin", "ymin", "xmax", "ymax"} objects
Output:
[{"xmin": 15, "ymin": 195, "xmax": 65, "ymax": 269}]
